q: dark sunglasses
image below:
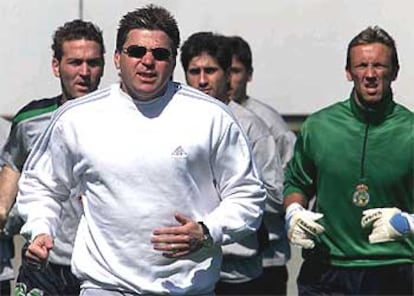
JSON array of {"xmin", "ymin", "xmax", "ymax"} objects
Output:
[{"xmin": 121, "ymin": 45, "xmax": 171, "ymax": 61}]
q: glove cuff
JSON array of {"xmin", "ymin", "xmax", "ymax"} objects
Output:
[
  {"xmin": 389, "ymin": 213, "xmax": 410, "ymax": 234},
  {"xmin": 401, "ymin": 213, "xmax": 414, "ymax": 235},
  {"xmin": 285, "ymin": 202, "xmax": 304, "ymax": 223}
]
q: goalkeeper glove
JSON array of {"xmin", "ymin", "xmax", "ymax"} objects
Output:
[
  {"xmin": 361, "ymin": 207, "xmax": 412, "ymax": 243},
  {"xmin": 285, "ymin": 202, "xmax": 325, "ymax": 249}
]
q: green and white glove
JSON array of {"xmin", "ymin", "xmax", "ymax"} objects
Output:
[
  {"xmin": 361, "ymin": 207, "xmax": 412, "ymax": 243},
  {"xmin": 285, "ymin": 202, "xmax": 325, "ymax": 249}
]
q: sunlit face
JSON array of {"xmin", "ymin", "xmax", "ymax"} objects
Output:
[
  {"xmin": 114, "ymin": 29, "xmax": 175, "ymax": 101},
  {"xmin": 185, "ymin": 52, "xmax": 229, "ymax": 103},
  {"xmin": 52, "ymin": 39, "xmax": 104, "ymax": 103},
  {"xmin": 228, "ymin": 56, "xmax": 251, "ymax": 102},
  {"xmin": 346, "ymin": 42, "xmax": 398, "ymax": 105}
]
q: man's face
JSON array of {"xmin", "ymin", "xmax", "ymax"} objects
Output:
[
  {"xmin": 228, "ymin": 56, "xmax": 251, "ymax": 102},
  {"xmin": 52, "ymin": 39, "xmax": 104, "ymax": 102},
  {"xmin": 114, "ymin": 29, "xmax": 175, "ymax": 101},
  {"xmin": 185, "ymin": 52, "xmax": 229, "ymax": 103},
  {"xmin": 346, "ymin": 42, "xmax": 398, "ymax": 105}
]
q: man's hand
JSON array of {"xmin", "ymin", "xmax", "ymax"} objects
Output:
[
  {"xmin": 24, "ymin": 233, "xmax": 54, "ymax": 270},
  {"xmin": 285, "ymin": 202, "xmax": 325, "ymax": 249},
  {"xmin": 361, "ymin": 207, "xmax": 409, "ymax": 243},
  {"xmin": 151, "ymin": 213, "xmax": 205, "ymax": 258}
]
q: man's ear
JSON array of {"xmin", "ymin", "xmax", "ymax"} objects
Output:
[
  {"xmin": 114, "ymin": 50, "xmax": 121, "ymax": 70},
  {"xmin": 52, "ymin": 58, "xmax": 60, "ymax": 78},
  {"xmin": 169, "ymin": 58, "xmax": 176, "ymax": 74},
  {"xmin": 391, "ymin": 66, "xmax": 399, "ymax": 81},
  {"xmin": 345, "ymin": 68, "xmax": 353, "ymax": 82},
  {"xmin": 248, "ymin": 68, "xmax": 253, "ymax": 82}
]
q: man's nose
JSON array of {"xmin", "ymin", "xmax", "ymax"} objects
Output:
[
  {"xmin": 198, "ymin": 72, "xmax": 208, "ymax": 86},
  {"xmin": 79, "ymin": 62, "xmax": 90, "ymax": 76},
  {"xmin": 141, "ymin": 51, "xmax": 155, "ymax": 66},
  {"xmin": 365, "ymin": 65, "xmax": 377, "ymax": 78}
]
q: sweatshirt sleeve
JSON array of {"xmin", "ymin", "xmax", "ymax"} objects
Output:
[
  {"xmin": 204, "ymin": 121, "xmax": 266, "ymax": 246},
  {"xmin": 17, "ymin": 117, "xmax": 77, "ymax": 241},
  {"xmin": 275, "ymin": 130, "xmax": 296, "ymax": 170},
  {"xmin": 251, "ymin": 130, "xmax": 284, "ymax": 215},
  {"xmin": 1, "ymin": 119, "xmax": 28, "ymax": 171}
]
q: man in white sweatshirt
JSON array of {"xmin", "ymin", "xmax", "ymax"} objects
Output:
[
  {"xmin": 181, "ymin": 31, "xmax": 284, "ymax": 295},
  {"xmin": 227, "ymin": 35, "xmax": 294, "ymax": 295},
  {"xmin": 16, "ymin": 5, "xmax": 265, "ymax": 296}
]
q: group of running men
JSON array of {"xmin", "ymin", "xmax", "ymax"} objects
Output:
[{"xmin": 0, "ymin": 4, "xmax": 413, "ymax": 296}]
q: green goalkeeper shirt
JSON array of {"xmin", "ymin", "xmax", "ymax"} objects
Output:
[{"xmin": 284, "ymin": 91, "xmax": 414, "ymax": 267}]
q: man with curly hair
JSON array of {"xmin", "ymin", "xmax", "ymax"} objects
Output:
[{"xmin": 0, "ymin": 19, "xmax": 105, "ymax": 296}]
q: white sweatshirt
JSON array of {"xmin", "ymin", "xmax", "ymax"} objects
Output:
[
  {"xmin": 241, "ymin": 97, "xmax": 296, "ymax": 170},
  {"xmin": 239, "ymin": 97, "xmax": 295, "ymax": 267},
  {"xmin": 17, "ymin": 82, "xmax": 265, "ymax": 295},
  {"xmin": 219, "ymin": 101, "xmax": 285, "ymax": 283}
]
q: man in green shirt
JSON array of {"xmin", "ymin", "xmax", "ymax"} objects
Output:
[{"xmin": 284, "ymin": 26, "xmax": 413, "ymax": 295}]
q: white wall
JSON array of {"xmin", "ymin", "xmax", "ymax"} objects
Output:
[{"xmin": 2, "ymin": 0, "xmax": 413, "ymax": 117}]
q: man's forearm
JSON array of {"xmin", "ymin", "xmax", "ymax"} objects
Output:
[
  {"xmin": 284, "ymin": 192, "xmax": 308, "ymax": 210},
  {"xmin": 0, "ymin": 165, "xmax": 21, "ymax": 227}
]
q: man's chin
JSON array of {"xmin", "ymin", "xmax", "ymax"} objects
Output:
[
  {"xmin": 356, "ymin": 90, "xmax": 382, "ymax": 104},
  {"xmin": 358, "ymin": 95, "xmax": 385, "ymax": 109},
  {"xmin": 363, "ymin": 96, "xmax": 382, "ymax": 104},
  {"xmin": 72, "ymin": 93, "xmax": 85, "ymax": 99},
  {"xmin": 73, "ymin": 89, "xmax": 92, "ymax": 99}
]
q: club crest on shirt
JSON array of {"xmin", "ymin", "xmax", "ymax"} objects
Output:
[{"xmin": 352, "ymin": 184, "xmax": 370, "ymax": 207}]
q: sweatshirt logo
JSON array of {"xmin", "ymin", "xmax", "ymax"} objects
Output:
[{"xmin": 172, "ymin": 146, "xmax": 187, "ymax": 158}]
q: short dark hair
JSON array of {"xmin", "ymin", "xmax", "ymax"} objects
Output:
[
  {"xmin": 180, "ymin": 32, "xmax": 232, "ymax": 72},
  {"xmin": 228, "ymin": 36, "xmax": 253, "ymax": 74},
  {"xmin": 116, "ymin": 4, "xmax": 180, "ymax": 57},
  {"xmin": 346, "ymin": 26, "xmax": 399, "ymax": 73},
  {"xmin": 52, "ymin": 19, "xmax": 105, "ymax": 61}
]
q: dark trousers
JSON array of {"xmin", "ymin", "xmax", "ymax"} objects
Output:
[
  {"xmin": 215, "ymin": 265, "xmax": 288, "ymax": 295},
  {"xmin": 0, "ymin": 280, "xmax": 11, "ymax": 296},
  {"xmin": 298, "ymin": 259, "xmax": 414, "ymax": 295},
  {"xmin": 15, "ymin": 260, "xmax": 80, "ymax": 296}
]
